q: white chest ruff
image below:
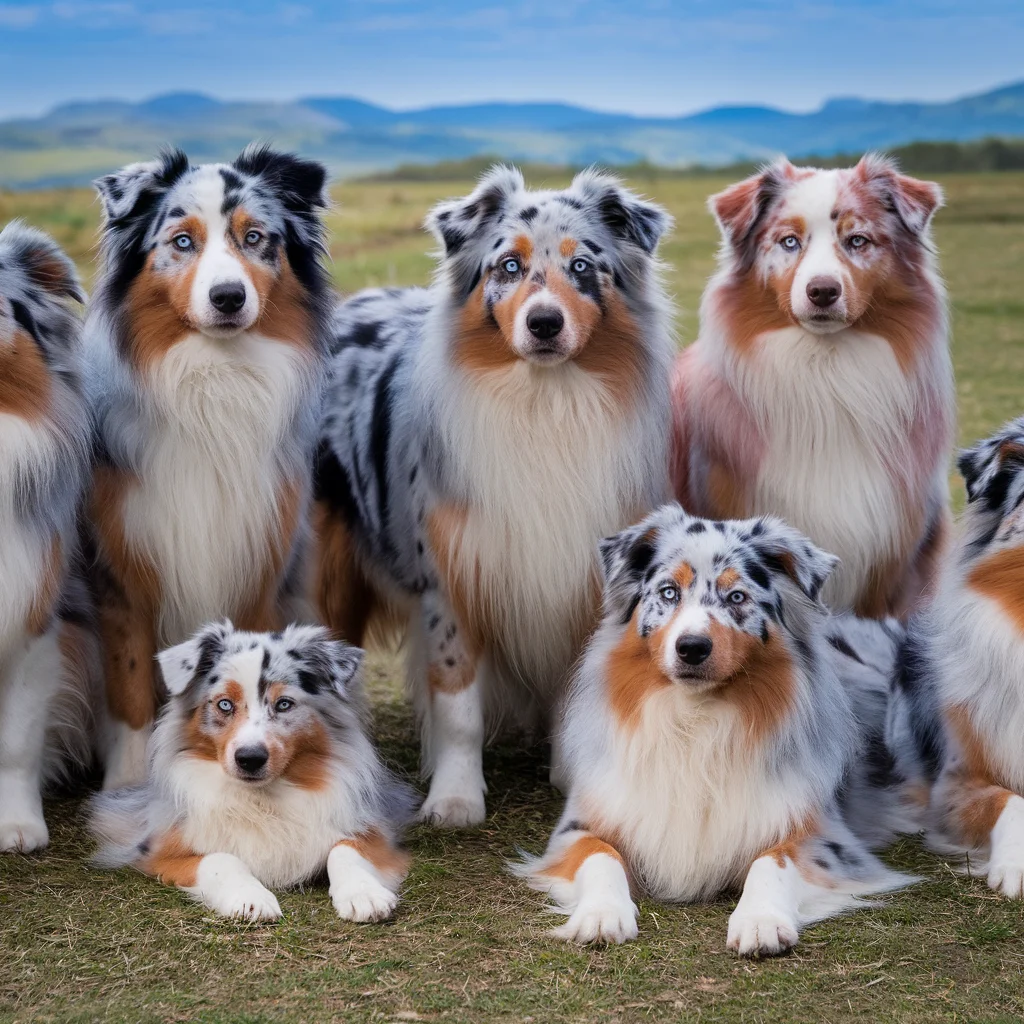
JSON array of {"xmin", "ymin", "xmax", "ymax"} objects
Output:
[
  {"xmin": 732, "ymin": 327, "xmax": 919, "ymax": 609},
  {"xmin": 578, "ymin": 694, "xmax": 823, "ymax": 900},
  {"xmin": 436, "ymin": 362, "xmax": 661, "ymax": 690},
  {"xmin": 121, "ymin": 334, "xmax": 310, "ymax": 643},
  {"xmin": 0, "ymin": 414, "xmax": 59, "ymax": 653}
]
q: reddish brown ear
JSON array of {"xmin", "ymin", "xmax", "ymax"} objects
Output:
[
  {"xmin": 855, "ymin": 154, "xmax": 943, "ymax": 235},
  {"xmin": 708, "ymin": 158, "xmax": 797, "ymax": 247}
]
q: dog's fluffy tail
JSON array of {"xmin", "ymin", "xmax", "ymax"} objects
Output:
[{"xmin": 88, "ymin": 785, "xmax": 151, "ymax": 869}]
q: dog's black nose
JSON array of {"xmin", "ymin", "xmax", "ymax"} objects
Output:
[
  {"xmin": 526, "ymin": 307, "xmax": 564, "ymax": 341},
  {"xmin": 209, "ymin": 282, "xmax": 247, "ymax": 315},
  {"xmin": 676, "ymin": 635, "xmax": 713, "ymax": 666},
  {"xmin": 806, "ymin": 276, "xmax": 842, "ymax": 309},
  {"xmin": 234, "ymin": 745, "xmax": 269, "ymax": 774}
]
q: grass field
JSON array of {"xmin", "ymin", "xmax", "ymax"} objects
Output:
[{"xmin": 2, "ymin": 171, "xmax": 1024, "ymax": 1023}]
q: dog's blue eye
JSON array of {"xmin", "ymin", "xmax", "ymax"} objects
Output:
[
  {"xmin": 502, "ymin": 258, "xmax": 521, "ymax": 275},
  {"xmin": 659, "ymin": 585, "xmax": 679, "ymax": 603},
  {"xmin": 780, "ymin": 235, "xmax": 800, "ymax": 251},
  {"xmin": 216, "ymin": 698, "xmax": 234, "ymax": 713},
  {"xmin": 173, "ymin": 234, "xmax": 193, "ymax": 251},
  {"xmin": 728, "ymin": 590, "xmax": 747, "ymax": 605},
  {"xmin": 848, "ymin": 234, "xmax": 869, "ymax": 249},
  {"xmin": 244, "ymin": 230, "xmax": 262, "ymax": 246},
  {"xmin": 274, "ymin": 698, "xmax": 293, "ymax": 713},
  {"xmin": 571, "ymin": 258, "xmax": 589, "ymax": 274}
]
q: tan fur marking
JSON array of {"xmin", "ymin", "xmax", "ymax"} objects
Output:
[
  {"xmin": 281, "ymin": 720, "xmax": 334, "ymax": 791},
  {"xmin": 968, "ymin": 545, "xmax": 1024, "ymax": 634},
  {"xmin": 254, "ymin": 257, "xmax": 313, "ymax": 350},
  {"xmin": 451, "ymin": 279, "xmax": 519, "ymax": 374},
  {"xmin": 542, "ymin": 834, "xmax": 625, "ymax": 881},
  {"xmin": 91, "ymin": 466, "xmax": 161, "ymax": 729},
  {"xmin": 716, "ymin": 567, "xmax": 740, "ymax": 591},
  {"xmin": 337, "ymin": 829, "xmax": 411, "ymax": 884},
  {"xmin": 674, "ymin": 562, "xmax": 695, "ymax": 590},
  {"xmin": 311, "ymin": 501, "xmax": 377, "ymax": 645},
  {"xmin": 27, "ymin": 535, "xmax": 62, "ymax": 635},
  {"xmin": 940, "ymin": 706, "xmax": 1014, "ymax": 846},
  {"xmin": 559, "ymin": 238, "xmax": 577, "ymax": 258},
  {"xmin": 717, "ymin": 627, "xmax": 796, "ymax": 747},
  {"xmin": 140, "ymin": 827, "xmax": 202, "ymax": 888},
  {"xmin": 606, "ymin": 606, "xmax": 672, "ymax": 729},
  {"xmin": 760, "ymin": 814, "xmax": 818, "ymax": 869},
  {"xmin": 511, "ymin": 234, "xmax": 533, "ymax": 264},
  {"xmin": 0, "ymin": 327, "xmax": 53, "ymax": 420},
  {"xmin": 124, "ymin": 252, "xmax": 194, "ymax": 370}
]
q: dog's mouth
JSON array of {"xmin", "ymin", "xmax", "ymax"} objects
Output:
[
  {"xmin": 523, "ymin": 344, "xmax": 571, "ymax": 365},
  {"xmin": 799, "ymin": 312, "xmax": 850, "ymax": 336}
]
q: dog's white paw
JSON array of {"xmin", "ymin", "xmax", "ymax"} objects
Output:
[
  {"xmin": 418, "ymin": 791, "xmax": 486, "ymax": 829},
  {"xmin": 988, "ymin": 861, "xmax": 1024, "ymax": 899},
  {"xmin": 0, "ymin": 813, "xmax": 48, "ymax": 853},
  {"xmin": 551, "ymin": 901, "xmax": 639, "ymax": 945},
  {"xmin": 727, "ymin": 908, "xmax": 799, "ymax": 957},
  {"xmin": 205, "ymin": 877, "xmax": 282, "ymax": 922},
  {"xmin": 331, "ymin": 877, "xmax": 399, "ymax": 923}
]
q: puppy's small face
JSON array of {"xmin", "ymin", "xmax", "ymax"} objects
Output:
[
  {"xmin": 711, "ymin": 155, "xmax": 942, "ymax": 336},
  {"xmin": 600, "ymin": 506, "xmax": 837, "ymax": 690},
  {"xmin": 426, "ymin": 166, "xmax": 671, "ymax": 369},
  {"xmin": 158, "ymin": 622, "xmax": 362, "ymax": 788}
]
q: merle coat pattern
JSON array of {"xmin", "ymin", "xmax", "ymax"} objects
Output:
[{"xmin": 315, "ymin": 165, "xmax": 676, "ymax": 827}]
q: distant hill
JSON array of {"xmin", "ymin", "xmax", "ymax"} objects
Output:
[{"xmin": 2, "ymin": 81, "xmax": 1024, "ymax": 188}]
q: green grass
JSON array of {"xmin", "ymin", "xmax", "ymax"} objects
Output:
[{"xmin": 3, "ymin": 173, "xmax": 1024, "ymax": 1023}]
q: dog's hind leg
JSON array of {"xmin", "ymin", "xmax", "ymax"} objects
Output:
[{"xmin": 414, "ymin": 591, "xmax": 486, "ymax": 828}]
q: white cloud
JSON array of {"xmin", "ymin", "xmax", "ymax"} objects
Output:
[{"xmin": 0, "ymin": 4, "xmax": 41, "ymax": 27}]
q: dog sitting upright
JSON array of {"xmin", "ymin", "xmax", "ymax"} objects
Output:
[
  {"xmin": 888, "ymin": 417, "xmax": 1024, "ymax": 899},
  {"xmin": 315, "ymin": 166, "xmax": 675, "ymax": 826},
  {"xmin": 672, "ymin": 155, "xmax": 955, "ymax": 617},
  {"xmin": 518, "ymin": 504, "xmax": 913, "ymax": 955},
  {"xmin": 90, "ymin": 622, "xmax": 411, "ymax": 922},
  {"xmin": 85, "ymin": 146, "xmax": 333, "ymax": 789},
  {"xmin": 0, "ymin": 222, "xmax": 101, "ymax": 852}
]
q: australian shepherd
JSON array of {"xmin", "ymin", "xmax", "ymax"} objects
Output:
[
  {"xmin": 671, "ymin": 155, "xmax": 955, "ymax": 617},
  {"xmin": 518, "ymin": 504, "xmax": 913, "ymax": 955},
  {"xmin": 314, "ymin": 166, "xmax": 676, "ymax": 826},
  {"xmin": 888, "ymin": 417, "xmax": 1024, "ymax": 899},
  {"xmin": 0, "ymin": 222, "xmax": 101, "ymax": 853},
  {"xmin": 90, "ymin": 621, "xmax": 411, "ymax": 922},
  {"xmin": 84, "ymin": 145, "xmax": 333, "ymax": 790}
]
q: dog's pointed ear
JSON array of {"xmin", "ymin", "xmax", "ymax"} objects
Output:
[
  {"xmin": 599, "ymin": 505, "xmax": 683, "ymax": 624},
  {"xmin": 855, "ymin": 153, "xmax": 943, "ymax": 237},
  {"xmin": 233, "ymin": 144, "xmax": 330, "ymax": 213},
  {"xmin": 0, "ymin": 221, "xmax": 85, "ymax": 303},
  {"xmin": 748, "ymin": 517, "xmax": 839, "ymax": 603},
  {"xmin": 156, "ymin": 620, "xmax": 233, "ymax": 697},
  {"xmin": 708, "ymin": 158, "xmax": 796, "ymax": 254},
  {"xmin": 958, "ymin": 423, "xmax": 1024, "ymax": 504},
  {"xmin": 94, "ymin": 149, "xmax": 190, "ymax": 225},
  {"xmin": 425, "ymin": 164, "xmax": 524, "ymax": 299},
  {"xmin": 281, "ymin": 625, "xmax": 364, "ymax": 697},
  {"xmin": 571, "ymin": 169, "xmax": 673, "ymax": 255}
]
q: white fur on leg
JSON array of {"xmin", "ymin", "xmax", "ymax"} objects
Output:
[
  {"xmin": 727, "ymin": 855, "xmax": 801, "ymax": 957},
  {"xmin": 550, "ymin": 852, "xmax": 638, "ymax": 945},
  {"xmin": 187, "ymin": 851, "xmax": 282, "ymax": 922},
  {"xmin": 102, "ymin": 720, "xmax": 151, "ymax": 790},
  {"xmin": 419, "ymin": 683, "xmax": 486, "ymax": 827},
  {"xmin": 988, "ymin": 794, "xmax": 1024, "ymax": 899},
  {"xmin": 0, "ymin": 633, "xmax": 62, "ymax": 852},
  {"xmin": 327, "ymin": 843, "xmax": 400, "ymax": 922}
]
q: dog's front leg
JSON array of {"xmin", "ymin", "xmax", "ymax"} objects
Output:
[
  {"xmin": 328, "ymin": 830, "xmax": 409, "ymax": 922},
  {"xmin": 186, "ymin": 852, "xmax": 282, "ymax": 922},
  {"xmin": 416, "ymin": 593, "xmax": 486, "ymax": 828}
]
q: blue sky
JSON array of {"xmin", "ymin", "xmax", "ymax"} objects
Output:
[{"xmin": 0, "ymin": 1, "xmax": 1022, "ymax": 119}]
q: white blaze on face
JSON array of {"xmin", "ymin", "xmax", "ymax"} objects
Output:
[
  {"xmin": 220, "ymin": 646, "xmax": 268, "ymax": 769},
  {"xmin": 513, "ymin": 285, "xmax": 582, "ymax": 364},
  {"xmin": 659, "ymin": 599, "xmax": 711, "ymax": 678},
  {"xmin": 781, "ymin": 172, "xmax": 850, "ymax": 333},
  {"xmin": 187, "ymin": 169, "xmax": 259, "ymax": 336}
]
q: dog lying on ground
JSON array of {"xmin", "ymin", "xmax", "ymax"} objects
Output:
[
  {"xmin": 0, "ymin": 221, "xmax": 101, "ymax": 853},
  {"xmin": 672, "ymin": 155, "xmax": 955, "ymax": 617},
  {"xmin": 888, "ymin": 417, "xmax": 1024, "ymax": 899},
  {"xmin": 518, "ymin": 504, "xmax": 914, "ymax": 955},
  {"xmin": 314, "ymin": 166, "xmax": 676, "ymax": 826},
  {"xmin": 90, "ymin": 621, "xmax": 412, "ymax": 922},
  {"xmin": 84, "ymin": 145, "xmax": 333, "ymax": 790}
]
